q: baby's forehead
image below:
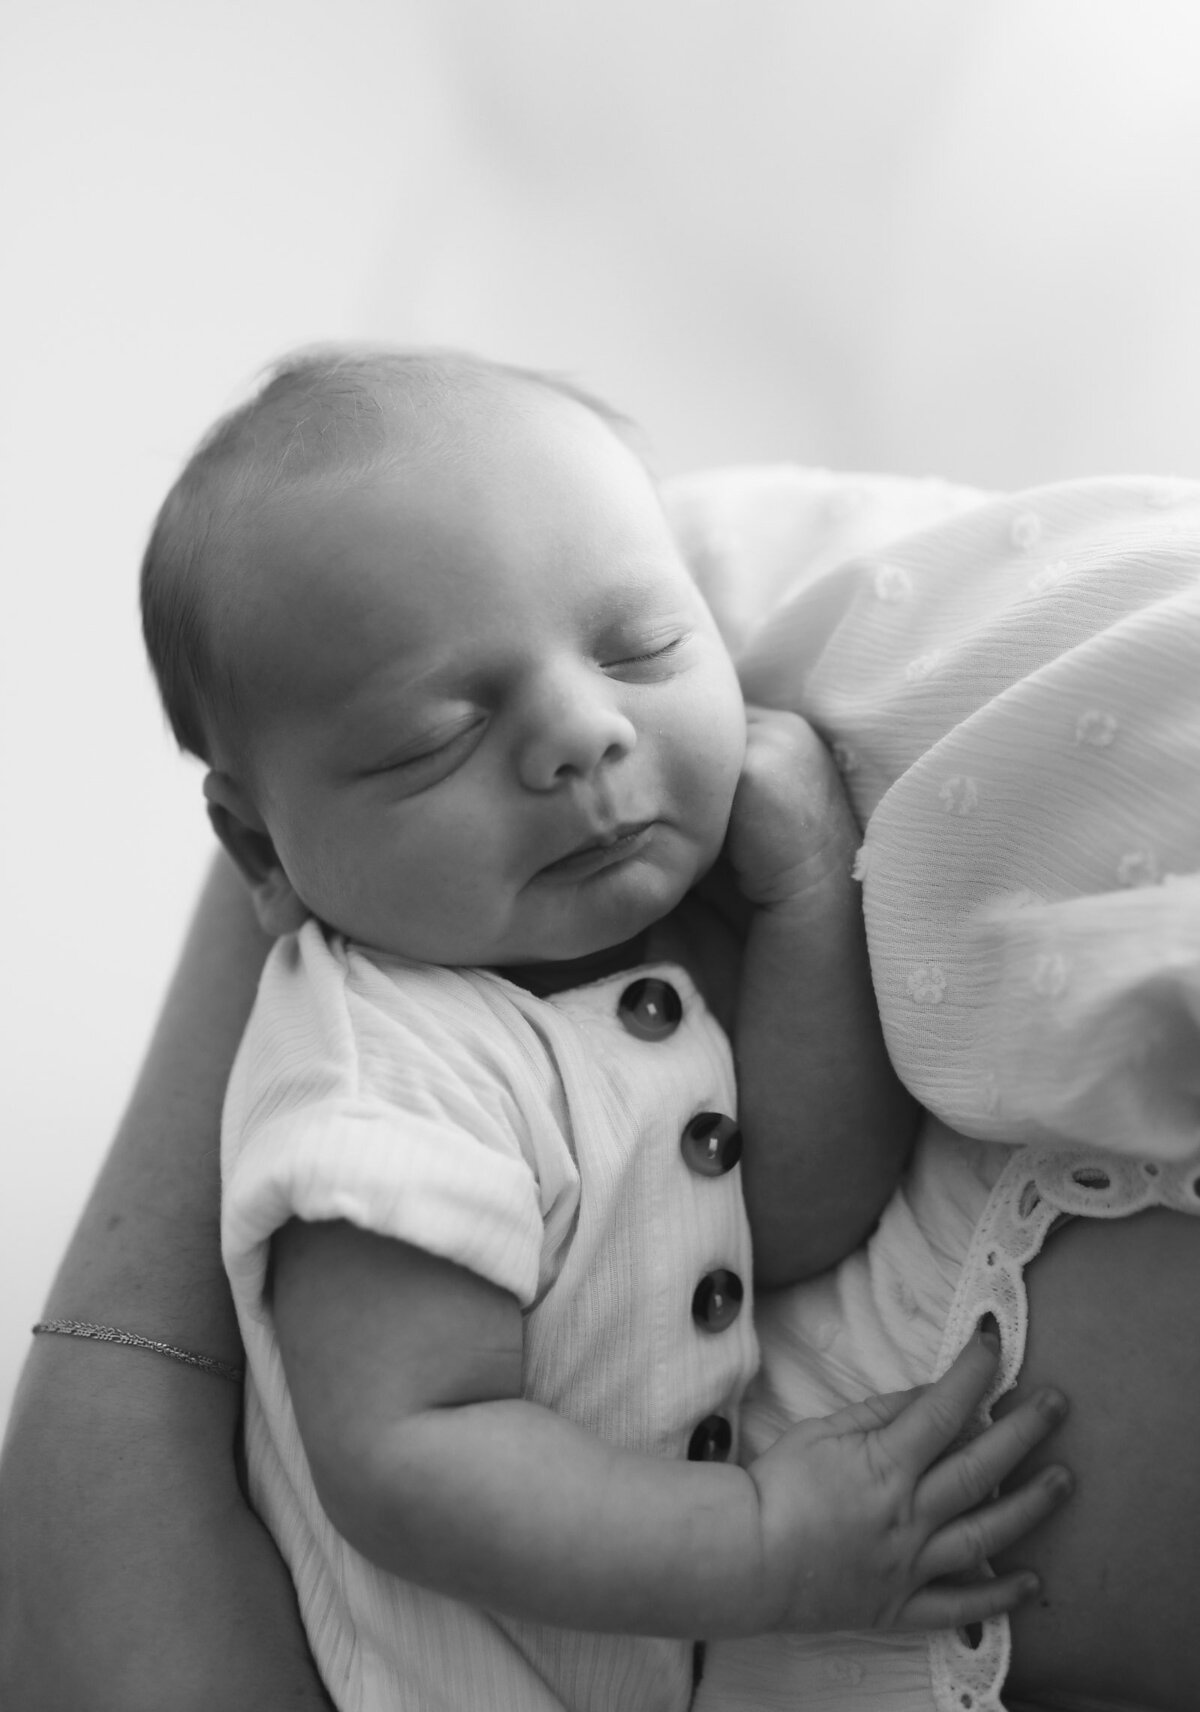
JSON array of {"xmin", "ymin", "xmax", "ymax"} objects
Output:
[
  {"xmin": 234, "ymin": 382, "xmax": 571, "ymax": 549},
  {"xmin": 218, "ymin": 373, "xmax": 674, "ymax": 639},
  {"xmin": 257, "ymin": 362, "xmax": 564, "ymax": 471}
]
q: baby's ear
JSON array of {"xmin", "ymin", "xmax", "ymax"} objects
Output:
[{"xmin": 203, "ymin": 771, "xmax": 309, "ymax": 938}]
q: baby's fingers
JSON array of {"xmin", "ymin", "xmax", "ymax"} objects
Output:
[
  {"xmin": 919, "ymin": 1386, "xmax": 1069, "ymax": 1527},
  {"xmin": 917, "ymin": 1462, "xmax": 1073, "ymax": 1584},
  {"xmin": 897, "ymin": 1569, "xmax": 1043, "ymax": 1634},
  {"xmin": 877, "ymin": 1335, "xmax": 1003, "ymax": 1471}
]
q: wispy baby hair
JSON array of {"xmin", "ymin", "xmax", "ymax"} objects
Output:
[{"xmin": 140, "ymin": 344, "xmax": 638, "ymax": 764}]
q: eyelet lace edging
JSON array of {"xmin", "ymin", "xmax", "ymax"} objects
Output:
[{"xmin": 927, "ymin": 1144, "xmax": 1199, "ymax": 1712}]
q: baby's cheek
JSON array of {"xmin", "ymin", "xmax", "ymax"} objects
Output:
[
  {"xmin": 703, "ymin": 714, "xmax": 749, "ymax": 828},
  {"xmin": 300, "ymin": 819, "xmax": 413, "ymax": 942}
]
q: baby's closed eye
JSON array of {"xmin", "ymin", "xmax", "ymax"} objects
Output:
[
  {"xmin": 357, "ymin": 714, "xmax": 488, "ymax": 789},
  {"xmin": 600, "ymin": 630, "xmax": 691, "ymax": 678}
]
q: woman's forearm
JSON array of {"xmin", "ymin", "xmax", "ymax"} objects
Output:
[
  {"xmin": 0, "ymin": 1335, "xmax": 334, "ymax": 1712},
  {"xmin": 40, "ymin": 852, "xmax": 267, "ymax": 1350},
  {"xmin": 0, "ymin": 854, "xmax": 332, "ymax": 1712}
]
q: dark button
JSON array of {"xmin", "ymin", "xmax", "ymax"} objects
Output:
[
  {"xmin": 691, "ymin": 1269, "xmax": 744, "ymax": 1333},
  {"xmin": 617, "ymin": 977, "xmax": 682, "ymax": 1041},
  {"xmin": 687, "ymin": 1414, "xmax": 733, "ymax": 1462},
  {"xmin": 681, "ymin": 1112, "xmax": 742, "ymax": 1177}
]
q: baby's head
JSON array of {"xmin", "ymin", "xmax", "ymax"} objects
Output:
[{"xmin": 142, "ymin": 346, "xmax": 746, "ymax": 967}]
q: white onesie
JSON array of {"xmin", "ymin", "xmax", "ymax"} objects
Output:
[{"xmin": 223, "ymin": 925, "xmax": 757, "ymax": 1712}]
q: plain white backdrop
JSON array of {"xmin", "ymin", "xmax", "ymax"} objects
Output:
[{"xmin": 5, "ymin": 0, "xmax": 1200, "ymax": 1423}]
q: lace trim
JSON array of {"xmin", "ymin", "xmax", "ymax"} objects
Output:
[{"xmin": 928, "ymin": 1146, "xmax": 1200, "ymax": 1712}]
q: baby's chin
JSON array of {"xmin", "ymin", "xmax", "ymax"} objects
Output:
[
  {"xmin": 321, "ymin": 917, "xmax": 647, "ymax": 969},
  {"xmin": 325, "ymin": 864, "xmax": 697, "ymax": 969},
  {"xmin": 506, "ymin": 890, "xmax": 692, "ymax": 970}
]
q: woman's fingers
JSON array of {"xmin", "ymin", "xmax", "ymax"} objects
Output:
[
  {"xmin": 918, "ymin": 1386, "xmax": 1069, "ymax": 1526},
  {"xmin": 916, "ymin": 1462, "xmax": 1073, "ymax": 1583}
]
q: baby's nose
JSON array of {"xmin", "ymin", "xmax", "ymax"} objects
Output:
[{"xmin": 515, "ymin": 672, "xmax": 637, "ymax": 790}]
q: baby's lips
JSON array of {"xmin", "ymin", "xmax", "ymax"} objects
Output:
[{"xmin": 536, "ymin": 822, "xmax": 655, "ymax": 880}]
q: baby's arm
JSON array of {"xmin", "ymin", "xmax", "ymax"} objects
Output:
[
  {"xmin": 729, "ymin": 708, "xmax": 917, "ymax": 1288},
  {"xmin": 0, "ymin": 856, "xmax": 333, "ymax": 1712},
  {"xmin": 273, "ymin": 1218, "xmax": 1070, "ymax": 1637}
]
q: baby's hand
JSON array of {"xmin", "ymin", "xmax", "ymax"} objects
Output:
[
  {"xmin": 746, "ymin": 1334, "xmax": 1070, "ymax": 1634},
  {"xmin": 725, "ymin": 707, "xmax": 859, "ymax": 910}
]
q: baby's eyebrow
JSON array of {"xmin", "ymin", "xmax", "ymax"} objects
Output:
[
  {"xmin": 585, "ymin": 566, "xmax": 686, "ymax": 624},
  {"xmin": 316, "ymin": 673, "xmax": 441, "ymax": 755}
]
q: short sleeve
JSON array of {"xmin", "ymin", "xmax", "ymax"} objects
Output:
[{"xmin": 222, "ymin": 926, "xmax": 549, "ymax": 1314}]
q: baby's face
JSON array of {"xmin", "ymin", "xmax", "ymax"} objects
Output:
[{"xmin": 224, "ymin": 390, "xmax": 747, "ymax": 966}]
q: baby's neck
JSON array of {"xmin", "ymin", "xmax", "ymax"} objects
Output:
[
  {"xmin": 496, "ymin": 929, "xmax": 652, "ymax": 997},
  {"xmin": 493, "ymin": 894, "xmax": 742, "ymax": 1032}
]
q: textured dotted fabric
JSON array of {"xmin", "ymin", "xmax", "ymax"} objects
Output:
[
  {"xmin": 669, "ymin": 467, "xmax": 1200, "ymax": 1168},
  {"xmin": 666, "ymin": 465, "xmax": 1200, "ymax": 1712}
]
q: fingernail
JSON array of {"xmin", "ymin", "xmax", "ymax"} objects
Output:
[
  {"xmin": 977, "ymin": 1324, "xmax": 1000, "ymax": 1354},
  {"xmin": 1043, "ymin": 1466, "xmax": 1073, "ymax": 1498},
  {"xmin": 1037, "ymin": 1387, "xmax": 1068, "ymax": 1420},
  {"xmin": 1019, "ymin": 1574, "xmax": 1041, "ymax": 1602}
]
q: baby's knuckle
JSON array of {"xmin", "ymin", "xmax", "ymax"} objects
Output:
[
  {"xmin": 922, "ymin": 1395, "xmax": 963, "ymax": 1445},
  {"xmin": 957, "ymin": 1517, "xmax": 990, "ymax": 1573},
  {"xmin": 951, "ymin": 1445, "xmax": 983, "ymax": 1494}
]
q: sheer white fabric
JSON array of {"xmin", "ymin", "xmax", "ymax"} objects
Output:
[
  {"xmin": 670, "ymin": 465, "xmax": 1200, "ymax": 1168},
  {"xmin": 667, "ymin": 465, "xmax": 1200, "ymax": 1712}
]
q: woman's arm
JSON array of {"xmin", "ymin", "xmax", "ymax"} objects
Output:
[{"xmin": 0, "ymin": 854, "xmax": 334, "ymax": 1712}]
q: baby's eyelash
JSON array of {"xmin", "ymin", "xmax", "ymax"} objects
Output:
[
  {"xmin": 608, "ymin": 637, "xmax": 683, "ymax": 667},
  {"xmin": 361, "ymin": 718, "xmax": 484, "ymax": 778},
  {"xmin": 390, "ymin": 743, "xmax": 448, "ymax": 770}
]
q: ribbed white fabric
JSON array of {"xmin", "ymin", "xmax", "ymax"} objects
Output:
[{"xmin": 223, "ymin": 925, "xmax": 757, "ymax": 1712}]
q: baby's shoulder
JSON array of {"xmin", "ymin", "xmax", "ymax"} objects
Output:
[
  {"xmin": 253, "ymin": 922, "xmax": 513, "ymax": 1053},
  {"xmin": 242, "ymin": 925, "xmax": 561, "ymax": 1129}
]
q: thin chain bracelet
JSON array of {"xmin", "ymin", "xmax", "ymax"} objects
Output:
[{"xmin": 32, "ymin": 1318, "xmax": 244, "ymax": 1382}]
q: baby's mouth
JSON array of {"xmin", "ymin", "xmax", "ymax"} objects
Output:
[{"xmin": 537, "ymin": 822, "xmax": 655, "ymax": 880}]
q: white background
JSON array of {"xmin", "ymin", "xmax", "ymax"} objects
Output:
[{"xmin": 5, "ymin": 0, "xmax": 1200, "ymax": 1423}]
